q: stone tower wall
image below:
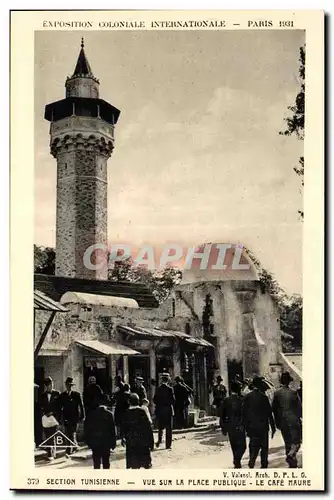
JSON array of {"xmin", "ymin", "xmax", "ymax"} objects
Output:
[{"xmin": 52, "ymin": 129, "xmax": 113, "ymax": 279}]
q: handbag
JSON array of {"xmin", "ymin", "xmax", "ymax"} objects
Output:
[{"xmin": 42, "ymin": 414, "xmax": 59, "ymax": 428}]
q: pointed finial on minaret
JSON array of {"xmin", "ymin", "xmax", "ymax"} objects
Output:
[{"xmin": 81, "ymin": 37, "xmax": 84, "ymax": 49}]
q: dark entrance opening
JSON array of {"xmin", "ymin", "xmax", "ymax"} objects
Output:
[
  {"xmin": 128, "ymin": 354, "xmax": 150, "ymax": 393},
  {"xmin": 83, "ymin": 355, "xmax": 110, "ymax": 395},
  {"xmin": 34, "ymin": 365, "xmax": 45, "ymax": 398},
  {"xmin": 227, "ymin": 360, "xmax": 244, "ymax": 391}
]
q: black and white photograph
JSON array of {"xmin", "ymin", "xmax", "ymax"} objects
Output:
[{"xmin": 10, "ymin": 9, "xmax": 324, "ymax": 491}]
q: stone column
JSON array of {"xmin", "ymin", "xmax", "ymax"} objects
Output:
[
  {"xmin": 234, "ymin": 285, "xmax": 259, "ymax": 379},
  {"xmin": 203, "ymin": 353, "xmax": 209, "ymax": 412},
  {"xmin": 149, "ymin": 346, "xmax": 157, "ymax": 411},
  {"xmin": 172, "ymin": 340, "xmax": 181, "ymax": 378},
  {"xmin": 70, "ymin": 344, "xmax": 84, "ymax": 395},
  {"xmin": 109, "ymin": 355, "xmax": 116, "ymax": 392},
  {"xmin": 123, "ymin": 356, "xmax": 129, "ymax": 384},
  {"xmin": 149, "ymin": 346, "xmax": 156, "ymax": 383},
  {"xmin": 218, "ymin": 336, "xmax": 229, "ymax": 387},
  {"xmin": 212, "ymin": 289, "xmax": 228, "ymax": 386}
]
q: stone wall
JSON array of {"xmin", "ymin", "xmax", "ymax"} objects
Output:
[
  {"xmin": 169, "ymin": 280, "xmax": 281, "ymax": 386},
  {"xmin": 37, "ymin": 356, "xmax": 64, "ymax": 393},
  {"xmin": 51, "ymin": 123, "xmax": 114, "ymax": 280},
  {"xmin": 253, "ymin": 289, "xmax": 282, "ymax": 373}
]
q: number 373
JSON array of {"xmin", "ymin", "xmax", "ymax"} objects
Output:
[{"xmin": 27, "ymin": 478, "xmax": 39, "ymax": 485}]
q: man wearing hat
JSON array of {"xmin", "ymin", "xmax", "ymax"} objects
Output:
[
  {"xmin": 242, "ymin": 375, "xmax": 276, "ymax": 469},
  {"xmin": 212, "ymin": 375, "xmax": 227, "ymax": 417},
  {"xmin": 173, "ymin": 376, "xmax": 193, "ymax": 429},
  {"xmin": 58, "ymin": 377, "xmax": 85, "ymax": 455},
  {"xmin": 84, "ymin": 393, "xmax": 116, "ymax": 469},
  {"xmin": 123, "ymin": 393, "xmax": 154, "ymax": 469},
  {"xmin": 83, "ymin": 376, "xmax": 103, "ymax": 416},
  {"xmin": 154, "ymin": 373, "xmax": 175, "ymax": 449},
  {"xmin": 39, "ymin": 377, "xmax": 60, "ymax": 460},
  {"xmin": 131, "ymin": 376, "xmax": 147, "ymax": 406},
  {"xmin": 272, "ymin": 372, "xmax": 302, "ymax": 468},
  {"xmin": 220, "ymin": 381, "xmax": 246, "ymax": 468}
]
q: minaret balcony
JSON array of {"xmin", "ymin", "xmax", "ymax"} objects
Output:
[{"xmin": 50, "ymin": 115, "xmax": 115, "ymax": 143}]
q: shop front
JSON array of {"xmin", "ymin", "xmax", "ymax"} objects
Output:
[
  {"xmin": 117, "ymin": 324, "xmax": 214, "ymax": 412},
  {"xmin": 74, "ymin": 339, "xmax": 140, "ymax": 395}
]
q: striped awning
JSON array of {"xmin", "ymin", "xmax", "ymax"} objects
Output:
[{"xmin": 118, "ymin": 325, "xmax": 214, "ymax": 348}]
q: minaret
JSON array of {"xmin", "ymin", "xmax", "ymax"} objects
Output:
[{"xmin": 44, "ymin": 39, "xmax": 120, "ymax": 280}]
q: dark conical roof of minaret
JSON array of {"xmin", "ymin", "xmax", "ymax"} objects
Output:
[
  {"xmin": 72, "ymin": 38, "xmax": 95, "ymax": 78},
  {"xmin": 45, "ymin": 37, "xmax": 120, "ymax": 125}
]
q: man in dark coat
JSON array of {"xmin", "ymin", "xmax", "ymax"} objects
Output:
[
  {"xmin": 58, "ymin": 377, "xmax": 85, "ymax": 455},
  {"xmin": 39, "ymin": 377, "xmax": 60, "ymax": 460},
  {"xmin": 83, "ymin": 376, "xmax": 103, "ymax": 416},
  {"xmin": 131, "ymin": 376, "xmax": 147, "ymax": 405},
  {"xmin": 220, "ymin": 381, "xmax": 246, "ymax": 468},
  {"xmin": 272, "ymin": 372, "xmax": 302, "ymax": 468},
  {"xmin": 242, "ymin": 375, "xmax": 276, "ymax": 469},
  {"xmin": 173, "ymin": 376, "xmax": 192, "ymax": 429},
  {"xmin": 154, "ymin": 373, "xmax": 175, "ymax": 449},
  {"xmin": 123, "ymin": 393, "xmax": 154, "ymax": 469},
  {"xmin": 114, "ymin": 383, "xmax": 131, "ymax": 441},
  {"xmin": 212, "ymin": 375, "xmax": 227, "ymax": 417},
  {"xmin": 84, "ymin": 394, "xmax": 116, "ymax": 469}
]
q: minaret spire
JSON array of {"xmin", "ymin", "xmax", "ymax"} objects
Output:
[
  {"xmin": 72, "ymin": 38, "xmax": 95, "ymax": 79},
  {"xmin": 65, "ymin": 38, "xmax": 100, "ymax": 98}
]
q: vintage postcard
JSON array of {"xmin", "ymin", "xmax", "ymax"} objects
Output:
[{"xmin": 10, "ymin": 10, "xmax": 324, "ymax": 491}]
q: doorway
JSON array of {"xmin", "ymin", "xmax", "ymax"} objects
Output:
[
  {"xmin": 227, "ymin": 360, "xmax": 244, "ymax": 391},
  {"xmin": 128, "ymin": 355, "xmax": 150, "ymax": 391},
  {"xmin": 83, "ymin": 355, "xmax": 110, "ymax": 394},
  {"xmin": 34, "ymin": 365, "xmax": 45, "ymax": 398}
]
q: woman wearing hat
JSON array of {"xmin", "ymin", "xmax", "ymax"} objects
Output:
[{"xmin": 272, "ymin": 372, "xmax": 302, "ymax": 468}]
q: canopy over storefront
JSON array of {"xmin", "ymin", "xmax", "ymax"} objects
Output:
[
  {"xmin": 34, "ymin": 289, "xmax": 69, "ymax": 312},
  {"xmin": 117, "ymin": 325, "xmax": 214, "ymax": 348},
  {"xmin": 75, "ymin": 339, "xmax": 140, "ymax": 356},
  {"xmin": 34, "ymin": 290, "xmax": 69, "ymax": 360}
]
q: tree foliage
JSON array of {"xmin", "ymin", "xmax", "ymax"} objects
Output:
[
  {"xmin": 245, "ymin": 247, "xmax": 302, "ymax": 351},
  {"xmin": 280, "ymin": 45, "xmax": 305, "ymax": 220},
  {"xmin": 33, "ymin": 246, "xmax": 182, "ymax": 303},
  {"xmin": 34, "ymin": 245, "xmax": 55, "ymax": 274},
  {"xmin": 108, "ymin": 258, "xmax": 182, "ymax": 303}
]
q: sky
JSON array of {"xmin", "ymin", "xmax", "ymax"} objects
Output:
[{"xmin": 34, "ymin": 29, "xmax": 304, "ymax": 294}]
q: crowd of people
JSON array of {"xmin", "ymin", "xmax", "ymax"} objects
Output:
[
  {"xmin": 34, "ymin": 372, "xmax": 193, "ymax": 469},
  {"xmin": 34, "ymin": 370, "xmax": 302, "ymax": 470},
  {"xmin": 216, "ymin": 372, "xmax": 303, "ymax": 469}
]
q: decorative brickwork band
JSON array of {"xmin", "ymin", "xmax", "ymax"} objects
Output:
[{"xmin": 51, "ymin": 134, "xmax": 114, "ymax": 159}]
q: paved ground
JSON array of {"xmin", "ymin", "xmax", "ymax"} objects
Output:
[{"xmin": 36, "ymin": 427, "xmax": 302, "ymax": 470}]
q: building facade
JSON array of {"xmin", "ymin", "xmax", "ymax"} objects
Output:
[{"xmin": 35, "ymin": 40, "xmax": 290, "ymax": 415}]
